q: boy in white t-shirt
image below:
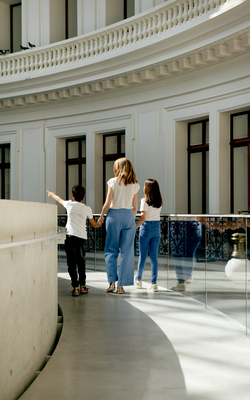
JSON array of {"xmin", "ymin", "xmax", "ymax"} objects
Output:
[{"xmin": 47, "ymin": 185, "xmax": 101, "ymax": 296}]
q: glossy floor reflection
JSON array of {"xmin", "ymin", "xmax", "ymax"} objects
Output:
[{"xmin": 20, "ymin": 270, "xmax": 250, "ymax": 400}]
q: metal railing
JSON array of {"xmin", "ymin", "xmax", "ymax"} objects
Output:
[{"xmin": 58, "ymin": 213, "xmax": 248, "ymax": 261}]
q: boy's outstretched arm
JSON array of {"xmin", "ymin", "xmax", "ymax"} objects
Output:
[
  {"xmin": 89, "ymin": 218, "xmax": 102, "ymax": 228},
  {"xmin": 47, "ymin": 190, "xmax": 64, "ymax": 205}
]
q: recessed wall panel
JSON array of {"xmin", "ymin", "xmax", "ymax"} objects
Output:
[
  {"xmin": 20, "ymin": 127, "xmax": 44, "ymax": 202},
  {"xmin": 137, "ymin": 110, "xmax": 159, "ymax": 199}
]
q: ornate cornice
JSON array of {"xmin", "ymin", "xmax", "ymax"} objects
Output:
[{"xmin": 0, "ymin": 0, "xmax": 249, "ymax": 111}]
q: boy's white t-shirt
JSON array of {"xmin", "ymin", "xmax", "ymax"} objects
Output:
[
  {"xmin": 63, "ymin": 200, "xmax": 93, "ymax": 239},
  {"xmin": 140, "ymin": 198, "xmax": 161, "ymax": 221},
  {"xmin": 108, "ymin": 177, "xmax": 140, "ymax": 209}
]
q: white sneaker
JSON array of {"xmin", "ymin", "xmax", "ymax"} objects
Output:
[
  {"xmin": 185, "ymin": 278, "xmax": 193, "ymax": 285},
  {"xmin": 134, "ymin": 277, "xmax": 142, "ymax": 289},
  {"xmin": 147, "ymin": 284, "xmax": 158, "ymax": 293},
  {"xmin": 172, "ymin": 282, "xmax": 186, "ymax": 291}
]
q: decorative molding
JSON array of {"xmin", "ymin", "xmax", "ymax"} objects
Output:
[{"xmin": 0, "ymin": 0, "xmax": 249, "ymax": 111}]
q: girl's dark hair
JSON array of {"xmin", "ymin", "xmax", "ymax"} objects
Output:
[
  {"xmin": 72, "ymin": 184, "xmax": 85, "ymax": 202},
  {"xmin": 144, "ymin": 179, "xmax": 163, "ymax": 208}
]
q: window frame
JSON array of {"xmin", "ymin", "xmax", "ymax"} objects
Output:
[
  {"xmin": 124, "ymin": 0, "xmax": 135, "ymax": 19},
  {"xmin": 230, "ymin": 110, "xmax": 250, "ymax": 213},
  {"xmin": 103, "ymin": 132, "xmax": 125, "ymax": 202},
  {"xmin": 187, "ymin": 119, "xmax": 209, "ymax": 214},
  {"xmin": 10, "ymin": 2, "xmax": 21, "ymax": 53},
  {"xmin": 65, "ymin": 137, "xmax": 86, "ymax": 199},
  {"xmin": 0, "ymin": 143, "xmax": 11, "ymax": 199}
]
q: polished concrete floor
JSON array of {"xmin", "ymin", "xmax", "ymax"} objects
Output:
[{"xmin": 20, "ymin": 269, "xmax": 250, "ymax": 400}]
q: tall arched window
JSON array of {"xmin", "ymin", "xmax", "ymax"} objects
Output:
[
  {"xmin": 188, "ymin": 120, "xmax": 209, "ymax": 214},
  {"xmin": 230, "ymin": 111, "xmax": 250, "ymax": 213},
  {"xmin": 0, "ymin": 144, "xmax": 10, "ymax": 199},
  {"xmin": 10, "ymin": 3, "xmax": 21, "ymax": 53},
  {"xmin": 103, "ymin": 132, "xmax": 125, "ymax": 202},
  {"xmin": 66, "ymin": 137, "xmax": 86, "ymax": 201}
]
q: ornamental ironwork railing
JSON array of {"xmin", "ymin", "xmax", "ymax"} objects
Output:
[
  {"xmin": 58, "ymin": 213, "xmax": 250, "ymax": 262},
  {"xmin": 0, "ymin": 0, "xmax": 231, "ymax": 79}
]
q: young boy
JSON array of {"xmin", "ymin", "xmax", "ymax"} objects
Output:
[{"xmin": 47, "ymin": 185, "xmax": 101, "ymax": 296}]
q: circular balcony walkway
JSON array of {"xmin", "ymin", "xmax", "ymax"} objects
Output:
[{"xmin": 20, "ymin": 271, "xmax": 250, "ymax": 400}]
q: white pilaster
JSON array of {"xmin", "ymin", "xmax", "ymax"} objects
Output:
[
  {"xmin": 77, "ymin": 0, "xmax": 106, "ymax": 36},
  {"xmin": 134, "ymin": 0, "xmax": 156, "ymax": 14},
  {"xmin": 209, "ymin": 109, "xmax": 231, "ymax": 214},
  {"xmin": 22, "ymin": 0, "xmax": 50, "ymax": 47}
]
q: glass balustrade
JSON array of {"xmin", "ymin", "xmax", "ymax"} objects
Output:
[{"xmin": 57, "ymin": 213, "xmax": 250, "ymax": 336}]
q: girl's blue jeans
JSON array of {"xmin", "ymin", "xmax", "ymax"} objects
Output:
[
  {"xmin": 135, "ymin": 221, "xmax": 161, "ymax": 284},
  {"xmin": 105, "ymin": 208, "xmax": 136, "ymax": 286}
]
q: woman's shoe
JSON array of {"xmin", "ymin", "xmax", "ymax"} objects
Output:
[
  {"xmin": 106, "ymin": 282, "xmax": 115, "ymax": 292},
  {"xmin": 117, "ymin": 286, "xmax": 125, "ymax": 294}
]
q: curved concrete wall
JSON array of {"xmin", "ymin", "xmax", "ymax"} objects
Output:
[{"xmin": 0, "ymin": 200, "xmax": 59, "ymax": 400}]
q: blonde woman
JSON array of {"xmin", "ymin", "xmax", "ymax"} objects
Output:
[{"xmin": 98, "ymin": 158, "xmax": 140, "ymax": 294}]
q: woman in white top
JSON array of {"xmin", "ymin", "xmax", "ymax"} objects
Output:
[
  {"xmin": 99, "ymin": 158, "xmax": 140, "ymax": 294},
  {"xmin": 134, "ymin": 179, "xmax": 163, "ymax": 292}
]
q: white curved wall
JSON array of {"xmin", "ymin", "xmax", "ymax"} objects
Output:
[
  {"xmin": 0, "ymin": 200, "xmax": 59, "ymax": 400},
  {"xmin": 0, "ymin": 0, "xmax": 249, "ymax": 215}
]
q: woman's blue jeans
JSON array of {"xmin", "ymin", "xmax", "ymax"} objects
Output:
[
  {"xmin": 105, "ymin": 208, "xmax": 136, "ymax": 286},
  {"xmin": 135, "ymin": 221, "xmax": 161, "ymax": 284},
  {"xmin": 169, "ymin": 220, "xmax": 202, "ymax": 284}
]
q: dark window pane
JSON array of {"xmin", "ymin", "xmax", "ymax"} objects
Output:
[
  {"xmin": 190, "ymin": 123, "xmax": 202, "ymax": 146},
  {"xmin": 68, "ymin": 141, "xmax": 78, "ymax": 159},
  {"xmin": 233, "ymin": 114, "xmax": 248, "ymax": 140}
]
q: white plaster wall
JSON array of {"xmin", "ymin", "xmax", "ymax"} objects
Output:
[
  {"xmin": 0, "ymin": 2, "xmax": 10, "ymax": 51},
  {"xmin": 0, "ymin": 200, "xmax": 58, "ymax": 400},
  {"xmin": 0, "ymin": 76, "xmax": 249, "ymax": 214},
  {"xmin": 0, "ymin": 32, "xmax": 249, "ymax": 215}
]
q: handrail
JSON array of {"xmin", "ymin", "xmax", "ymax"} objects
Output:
[
  {"xmin": 59, "ymin": 213, "xmax": 250, "ymax": 218},
  {"xmin": 0, "ymin": 230, "xmax": 66, "ymax": 250},
  {"xmin": 0, "ymin": 0, "xmax": 232, "ymax": 79}
]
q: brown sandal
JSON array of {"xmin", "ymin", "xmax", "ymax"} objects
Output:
[
  {"xmin": 106, "ymin": 282, "xmax": 115, "ymax": 292},
  {"xmin": 117, "ymin": 286, "xmax": 125, "ymax": 294}
]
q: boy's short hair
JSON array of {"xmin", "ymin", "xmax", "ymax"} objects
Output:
[{"xmin": 72, "ymin": 184, "xmax": 85, "ymax": 202}]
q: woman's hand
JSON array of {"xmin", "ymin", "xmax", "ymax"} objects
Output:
[{"xmin": 97, "ymin": 215, "xmax": 105, "ymax": 225}]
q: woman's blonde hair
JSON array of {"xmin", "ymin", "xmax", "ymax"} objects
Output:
[{"xmin": 113, "ymin": 158, "xmax": 137, "ymax": 185}]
